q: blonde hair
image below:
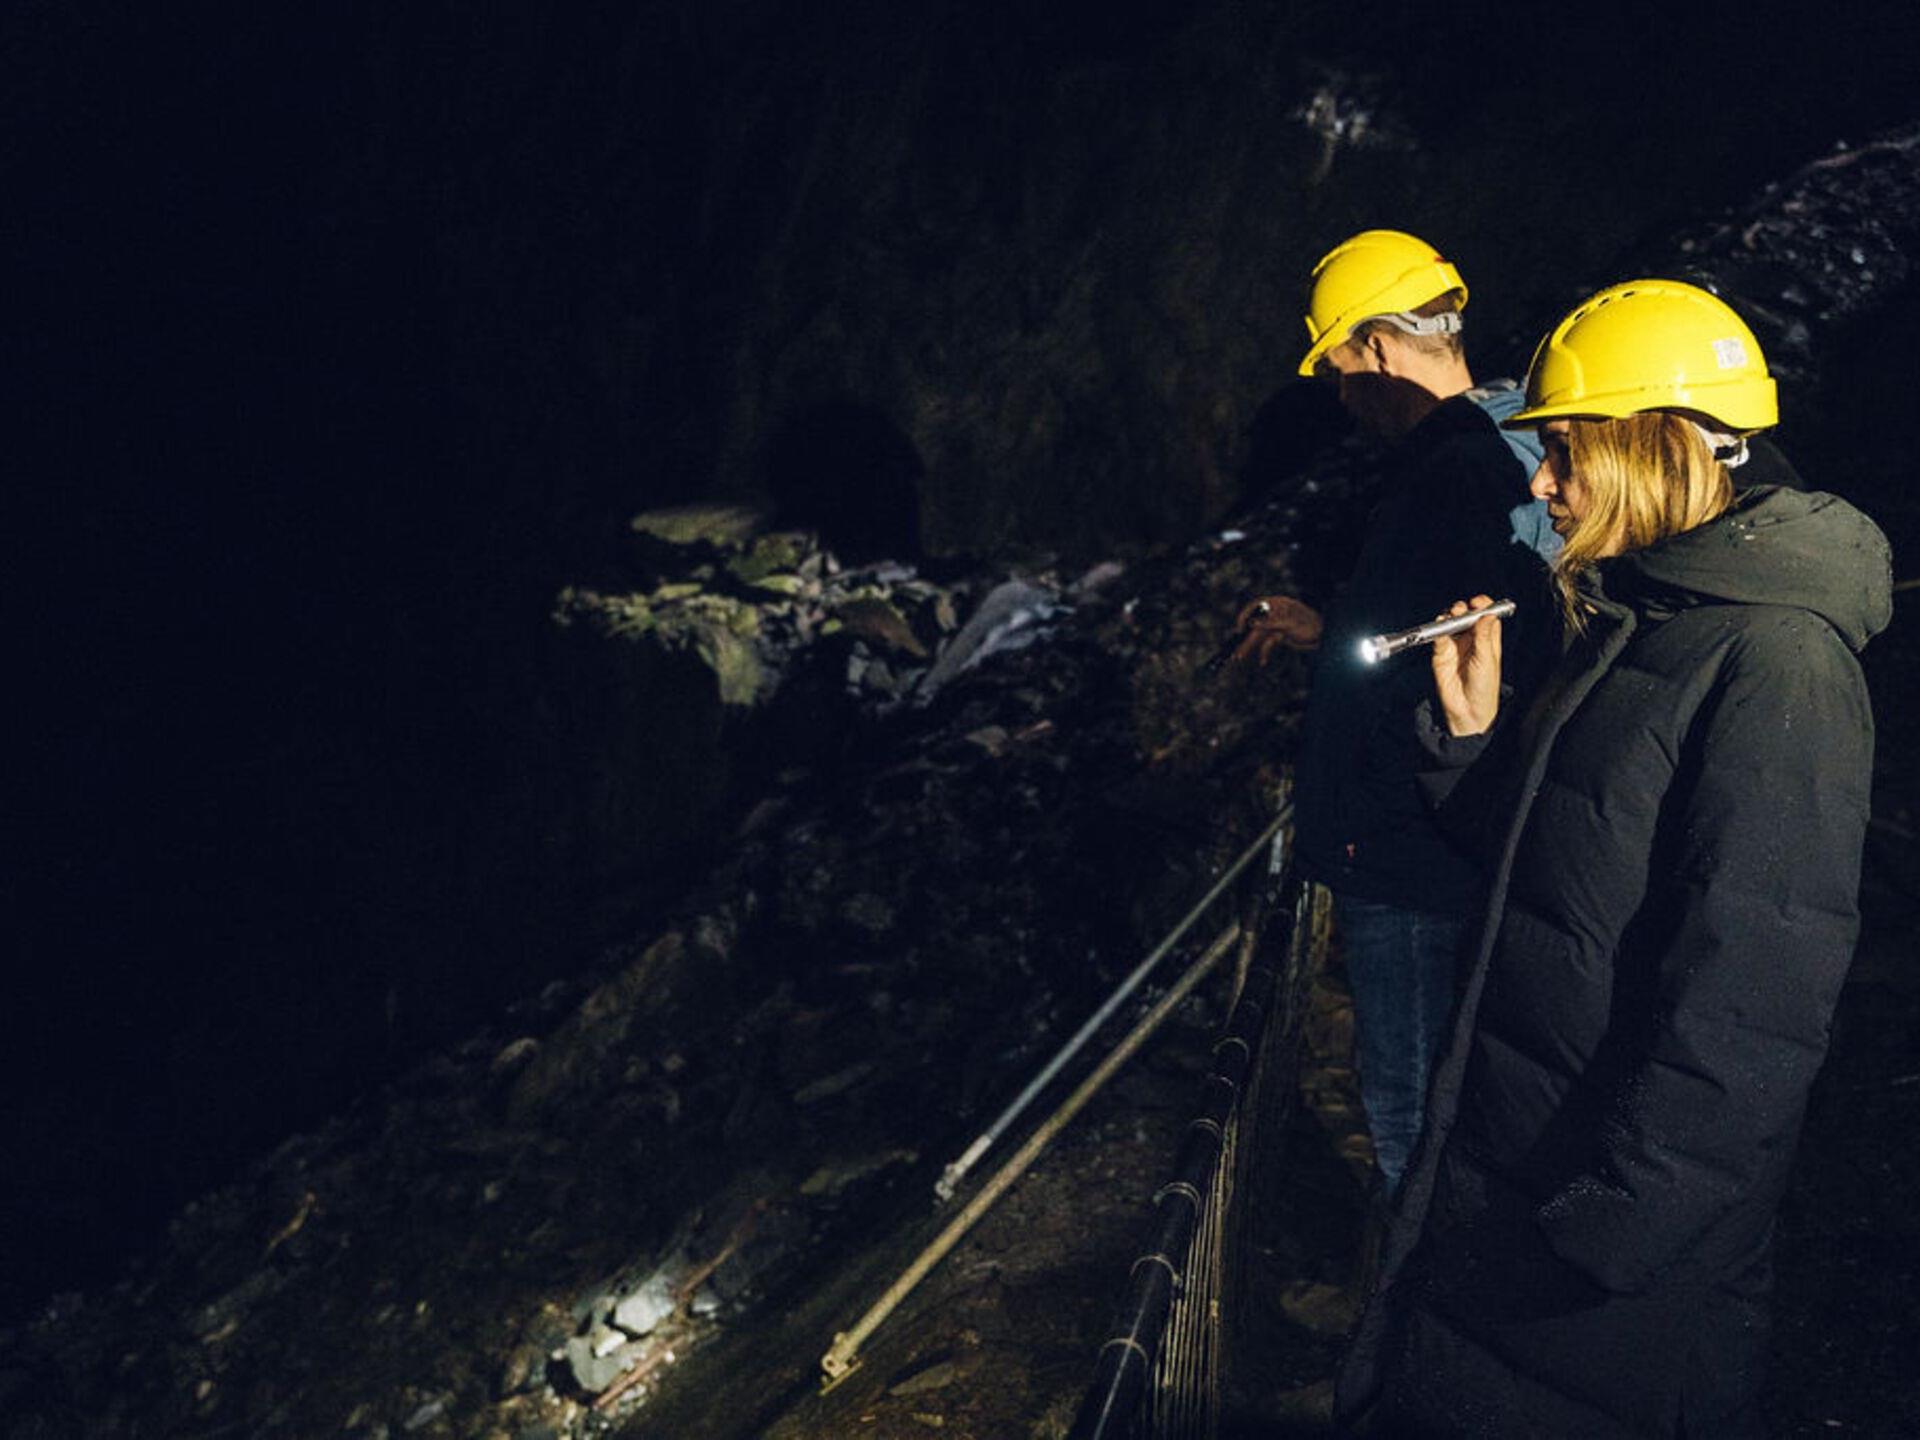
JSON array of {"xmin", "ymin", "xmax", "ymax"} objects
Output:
[{"xmin": 1554, "ymin": 412, "xmax": 1733, "ymax": 628}]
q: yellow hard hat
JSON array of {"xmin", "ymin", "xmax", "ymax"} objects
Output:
[
  {"xmin": 1507, "ymin": 279, "xmax": 1777, "ymax": 432},
  {"xmin": 1297, "ymin": 229, "xmax": 1467, "ymax": 377}
]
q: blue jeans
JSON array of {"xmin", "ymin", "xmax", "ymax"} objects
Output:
[{"xmin": 1334, "ymin": 891, "xmax": 1467, "ymax": 1197}]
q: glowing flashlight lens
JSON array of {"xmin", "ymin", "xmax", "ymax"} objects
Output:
[{"xmin": 1359, "ymin": 639, "xmax": 1380, "ymax": 664}]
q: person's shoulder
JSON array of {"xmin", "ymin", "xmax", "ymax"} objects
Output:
[
  {"xmin": 1407, "ymin": 397, "xmax": 1531, "ymax": 492},
  {"xmin": 1462, "ymin": 379, "xmax": 1524, "ymax": 417},
  {"xmin": 1427, "ymin": 392, "xmax": 1502, "ymax": 436},
  {"xmin": 1409, "ymin": 397, "xmax": 1506, "ymax": 455},
  {"xmin": 1464, "ymin": 381, "xmax": 1546, "ymax": 471},
  {"xmin": 1707, "ymin": 602, "xmax": 1864, "ymax": 684},
  {"xmin": 1736, "ymin": 436, "xmax": 1807, "ymax": 491}
]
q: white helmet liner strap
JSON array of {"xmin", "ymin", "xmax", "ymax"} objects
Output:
[
  {"xmin": 1367, "ymin": 309, "xmax": 1463, "ymax": 338},
  {"xmin": 1689, "ymin": 418, "xmax": 1751, "ymax": 468}
]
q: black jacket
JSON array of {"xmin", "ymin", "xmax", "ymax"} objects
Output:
[
  {"xmin": 1738, "ymin": 434, "xmax": 1804, "ymax": 491},
  {"xmin": 1338, "ymin": 486, "xmax": 1893, "ymax": 1437},
  {"xmin": 1294, "ymin": 395, "xmax": 1554, "ymax": 913}
]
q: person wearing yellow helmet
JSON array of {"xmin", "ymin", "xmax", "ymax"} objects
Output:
[
  {"xmin": 1336, "ymin": 281, "xmax": 1892, "ymax": 1438},
  {"xmin": 1298, "ymin": 228, "xmax": 1469, "ymax": 373},
  {"xmin": 1513, "ymin": 275, "xmax": 1806, "ymax": 494},
  {"xmin": 1239, "ymin": 229, "xmax": 1560, "ymax": 1205},
  {"xmin": 1289, "ymin": 230, "xmax": 1550, "ymax": 495}
]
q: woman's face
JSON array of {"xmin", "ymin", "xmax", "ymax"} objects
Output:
[{"xmin": 1530, "ymin": 420, "xmax": 1613, "ymax": 554}]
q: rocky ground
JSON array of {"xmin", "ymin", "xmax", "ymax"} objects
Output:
[
  {"xmin": 0, "ymin": 465, "xmax": 1335, "ymax": 1439},
  {"xmin": 9, "ymin": 129, "xmax": 1920, "ymax": 1439}
]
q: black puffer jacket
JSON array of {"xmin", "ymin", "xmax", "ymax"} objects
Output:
[
  {"xmin": 1294, "ymin": 395, "xmax": 1554, "ymax": 913},
  {"xmin": 1338, "ymin": 486, "xmax": 1893, "ymax": 1438}
]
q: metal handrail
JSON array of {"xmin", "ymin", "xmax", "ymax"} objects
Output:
[
  {"xmin": 936, "ymin": 807, "xmax": 1292, "ymax": 1202},
  {"xmin": 1068, "ymin": 856, "xmax": 1312, "ymax": 1438},
  {"xmin": 820, "ymin": 920, "xmax": 1243, "ymax": 1389},
  {"xmin": 819, "ymin": 806, "xmax": 1293, "ymax": 1391}
]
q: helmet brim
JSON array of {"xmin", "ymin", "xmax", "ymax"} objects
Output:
[{"xmin": 1504, "ymin": 377, "xmax": 1778, "ymax": 433}]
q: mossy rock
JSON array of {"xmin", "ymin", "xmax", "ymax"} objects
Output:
[
  {"xmin": 690, "ymin": 621, "xmax": 772, "ymax": 707},
  {"xmin": 727, "ymin": 532, "xmax": 813, "ymax": 583},
  {"xmin": 748, "ymin": 573, "xmax": 808, "ymax": 597},
  {"xmin": 630, "ymin": 503, "xmax": 768, "ymax": 548}
]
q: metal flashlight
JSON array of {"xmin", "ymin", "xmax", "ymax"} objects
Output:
[{"xmin": 1359, "ymin": 598, "xmax": 1516, "ymax": 664}]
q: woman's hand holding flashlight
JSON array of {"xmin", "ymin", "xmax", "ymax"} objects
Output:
[{"xmin": 1431, "ymin": 595, "xmax": 1504, "ymax": 737}]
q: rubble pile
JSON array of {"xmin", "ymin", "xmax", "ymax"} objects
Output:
[
  {"xmin": 555, "ymin": 504, "xmax": 981, "ymax": 712},
  {"xmin": 0, "ymin": 480, "xmax": 1327, "ymax": 1438}
]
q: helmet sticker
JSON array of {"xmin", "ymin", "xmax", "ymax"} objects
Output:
[{"xmin": 1712, "ymin": 337, "xmax": 1749, "ymax": 369}]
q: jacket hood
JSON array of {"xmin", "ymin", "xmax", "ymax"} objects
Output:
[{"xmin": 1597, "ymin": 485, "xmax": 1893, "ymax": 653}]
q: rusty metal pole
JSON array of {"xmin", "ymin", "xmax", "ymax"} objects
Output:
[{"xmin": 820, "ymin": 919, "xmax": 1244, "ymax": 1390}]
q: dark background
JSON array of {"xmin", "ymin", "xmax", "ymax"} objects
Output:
[{"xmin": 8, "ymin": 0, "xmax": 1918, "ymax": 1321}]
